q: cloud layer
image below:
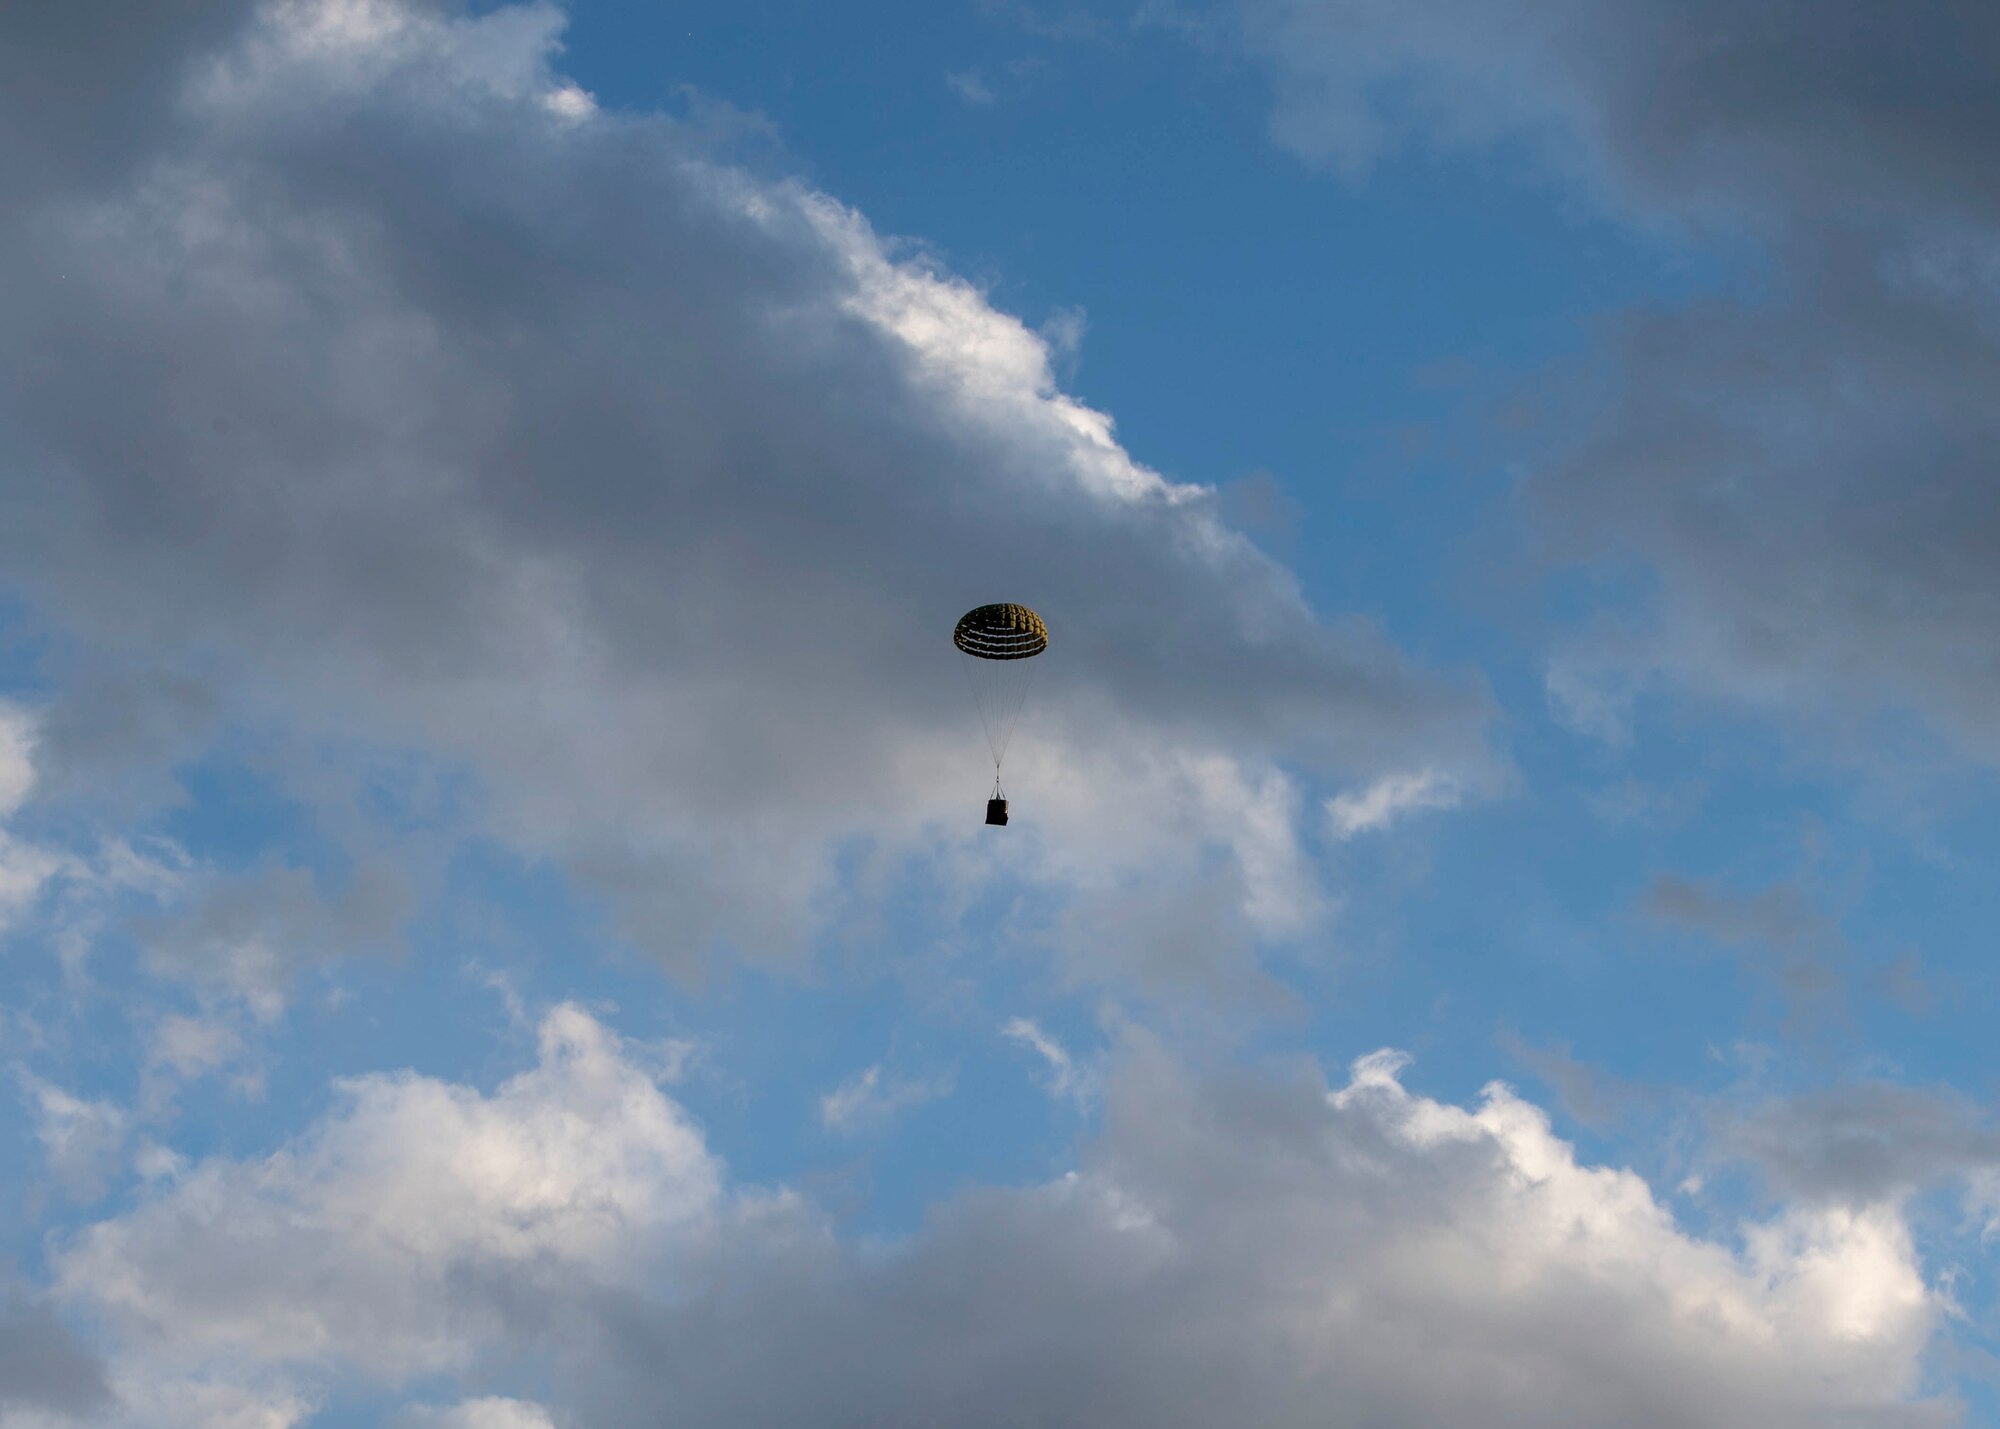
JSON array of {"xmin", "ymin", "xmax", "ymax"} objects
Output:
[{"xmin": 48, "ymin": 1006, "xmax": 1950, "ymax": 1427}]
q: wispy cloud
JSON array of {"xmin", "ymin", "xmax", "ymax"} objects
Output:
[
  {"xmin": 1325, "ymin": 767, "xmax": 1464, "ymax": 838},
  {"xmin": 1002, "ymin": 1017, "xmax": 1096, "ymax": 1103},
  {"xmin": 819, "ymin": 1063, "xmax": 952, "ymax": 1133},
  {"xmin": 945, "ymin": 68, "xmax": 994, "ymax": 105},
  {"xmin": 23, "ymin": 1077, "xmax": 129, "ymax": 1203}
]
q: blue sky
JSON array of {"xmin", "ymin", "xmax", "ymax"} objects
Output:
[{"xmin": 4, "ymin": 1, "xmax": 2000, "ymax": 1425}]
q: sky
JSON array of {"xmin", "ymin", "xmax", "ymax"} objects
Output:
[{"xmin": 3, "ymin": 0, "xmax": 2000, "ymax": 1425}]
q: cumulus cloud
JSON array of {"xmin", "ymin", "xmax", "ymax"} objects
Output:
[
  {"xmin": 0, "ymin": 0, "xmax": 1492, "ymax": 995},
  {"xmin": 56, "ymin": 1005, "xmax": 719, "ymax": 1401},
  {"xmin": 48, "ymin": 1004, "xmax": 724, "ymax": 1423},
  {"xmin": 1239, "ymin": 0, "xmax": 2000, "ymax": 770},
  {"xmin": 582, "ymin": 1045, "xmax": 1942, "ymax": 1428},
  {"xmin": 42, "ymin": 1005, "xmax": 1952, "ymax": 1427}
]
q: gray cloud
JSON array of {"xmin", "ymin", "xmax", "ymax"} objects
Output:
[
  {"xmin": 1643, "ymin": 874, "xmax": 1847, "ymax": 1014},
  {"xmin": 1644, "ymin": 874, "xmax": 1841, "ymax": 960},
  {"xmin": 1242, "ymin": 0, "xmax": 2000, "ymax": 233},
  {"xmin": 133, "ymin": 857, "xmax": 415, "ymax": 1019},
  {"xmin": 0, "ymin": 0, "xmax": 1493, "ymax": 984},
  {"xmin": 1240, "ymin": 0, "xmax": 2000, "ymax": 767},
  {"xmin": 0, "ymin": 0, "xmax": 259, "ymax": 206},
  {"xmin": 1537, "ymin": 259, "xmax": 2000, "ymax": 762},
  {"xmin": 1503, "ymin": 1034, "xmax": 1646, "ymax": 1131},
  {"xmin": 1722, "ymin": 1083, "xmax": 2000, "ymax": 1207},
  {"xmin": 0, "ymin": 1296, "xmax": 113, "ymax": 1421}
]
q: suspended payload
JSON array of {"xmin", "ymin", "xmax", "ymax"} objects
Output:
[{"xmin": 953, "ymin": 602, "xmax": 1048, "ymax": 826}]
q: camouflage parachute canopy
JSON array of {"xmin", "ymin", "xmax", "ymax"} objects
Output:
[{"xmin": 953, "ymin": 603, "xmax": 1049, "ymax": 660}]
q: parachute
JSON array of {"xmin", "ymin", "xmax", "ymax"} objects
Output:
[{"xmin": 953, "ymin": 603, "xmax": 1047, "ymax": 825}]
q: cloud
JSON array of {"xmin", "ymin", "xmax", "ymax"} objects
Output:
[
  {"xmin": 1722, "ymin": 1083, "xmax": 2000, "ymax": 1208},
  {"xmin": 147, "ymin": 1011, "xmax": 251, "ymax": 1084},
  {"xmin": 1543, "ymin": 656, "xmax": 1638, "ymax": 747},
  {"xmin": 0, "ymin": 1296, "xmax": 114, "ymax": 1422},
  {"xmin": 13, "ymin": 666, "xmax": 219, "ymax": 817},
  {"xmin": 1643, "ymin": 874, "xmax": 1848, "ymax": 1017},
  {"xmin": 1504, "ymin": 1034, "xmax": 1645, "ymax": 1132},
  {"xmin": 817, "ymin": 1062, "xmax": 951, "ymax": 1133},
  {"xmin": 44, "ymin": 1006, "xmax": 1952, "ymax": 1426},
  {"xmin": 945, "ymin": 69, "xmax": 995, "ymax": 105},
  {"xmin": 0, "ymin": 0, "xmax": 1493, "ymax": 992},
  {"xmin": 133, "ymin": 860, "xmax": 414, "ymax": 1019},
  {"xmin": 1644, "ymin": 875, "xmax": 1840, "ymax": 959},
  {"xmin": 1001, "ymin": 1015, "xmax": 1095, "ymax": 1103},
  {"xmin": 1235, "ymin": 0, "xmax": 2000, "ymax": 769},
  {"xmin": 55, "ymin": 1004, "xmax": 720, "ymax": 1408},
  {"xmin": 568, "ymin": 1039, "xmax": 1948, "ymax": 1427},
  {"xmin": 0, "ymin": 702, "xmax": 35, "ymax": 818},
  {"xmin": 395, "ymin": 1397, "xmax": 559, "ymax": 1429},
  {"xmin": 0, "ymin": 832, "xmax": 68, "ymax": 940},
  {"xmin": 1239, "ymin": 0, "xmax": 2000, "ymax": 232},
  {"xmin": 1325, "ymin": 765, "xmax": 1464, "ymax": 838},
  {"xmin": 1535, "ymin": 269, "xmax": 2000, "ymax": 765},
  {"xmin": 24, "ymin": 1079, "xmax": 131, "ymax": 1203}
]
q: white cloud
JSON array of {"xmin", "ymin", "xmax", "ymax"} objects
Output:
[
  {"xmin": 0, "ymin": 832, "xmax": 67, "ymax": 938},
  {"xmin": 397, "ymin": 1397, "xmax": 559, "ymax": 1429},
  {"xmin": 1001, "ymin": 1016, "xmax": 1094, "ymax": 1103},
  {"xmin": 0, "ymin": 701, "xmax": 35, "ymax": 818},
  {"xmin": 25, "ymin": 1079, "xmax": 130, "ymax": 1202},
  {"xmin": 577, "ymin": 1038, "xmax": 1942, "ymax": 1427},
  {"xmin": 43, "ymin": 1009, "xmax": 1950, "ymax": 1427},
  {"xmin": 147, "ymin": 1011, "xmax": 250, "ymax": 1085},
  {"xmin": 818, "ymin": 1062, "xmax": 951, "ymax": 1133},
  {"xmin": 1325, "ymin": 765, "xmax": 1463, "ymax": 837},
  {"xmin": 56, "ymin": 1005, "xmax": 720, "ymax": 1395}
]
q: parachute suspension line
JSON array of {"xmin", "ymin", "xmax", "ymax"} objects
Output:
[
  {"xmin": 988, "ymin": 655, "xmax": 1038, "ymax": 771},
  {"xmin": 959, "ymin": 650, "xmax": 1001, "ymax": 768},
  {"xmin": 959, "ymin": 648, "xmax": 1039, "ymax": 774}
]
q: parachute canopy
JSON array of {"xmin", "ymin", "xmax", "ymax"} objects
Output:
[
  {"xmin": 953, "ymin": 603, "xmax": 1048, "ymax": 660},
  {"xmin": 954, "ymin": 603, "xmax": 1047, "ymax": 796}
]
